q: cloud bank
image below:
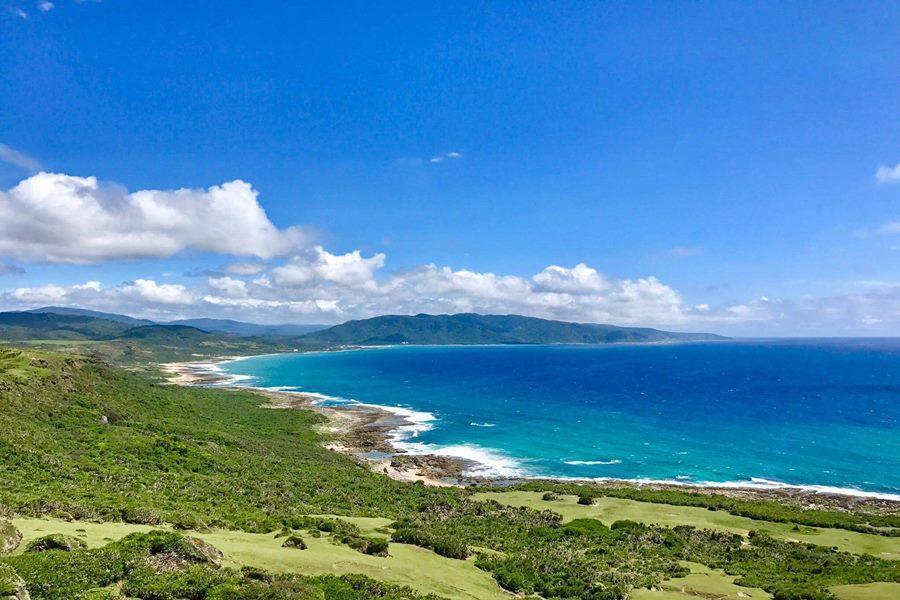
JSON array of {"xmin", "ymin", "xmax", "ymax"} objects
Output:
[{"xmin": 0, "ymin": 171, "xmax": 897, "ymax": 334}]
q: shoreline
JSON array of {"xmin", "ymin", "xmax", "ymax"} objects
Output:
[{"xmin": 160, "ymin": 356, "xmax": 900, "ymax": 509}]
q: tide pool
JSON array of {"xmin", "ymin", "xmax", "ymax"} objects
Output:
[{"xmin": 218, "ymin": 340, "xmax": 900, "ymax": 498}]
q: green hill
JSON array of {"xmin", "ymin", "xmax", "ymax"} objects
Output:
[
  {"xmin": 0, "ymin": 312, "xmax": 133, "ymax": 341},
  {"xmin": 297, "ymin": 313, "xmax": 727, "ymax": 347},
  {"xmin": 26, "ymin": 306, "xmax": 155, "ymax": 327}
]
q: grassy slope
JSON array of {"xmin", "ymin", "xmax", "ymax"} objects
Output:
[
  {"xmin": 630, "ymin": 561, "xmax": 771, "ymax": 599},
  {"xmin": 0, "ymin": 349, "xmax": 456, "ymax": 527},
  {"xmin": 473, "ymin": 491, "xmax": 900, "ymax": 560},
  {"xmin": 12, "ymin": 518, "xmax": 509, "ymax": 600}
]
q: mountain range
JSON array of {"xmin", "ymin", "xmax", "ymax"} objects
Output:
[{"xmin": 3, "ymin": 307, "xmax": 726, "ymax": 349}]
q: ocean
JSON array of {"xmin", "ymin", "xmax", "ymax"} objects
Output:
[{"xmin": 217, "ymin": 340, "xmax": 900, "ymax": 498}]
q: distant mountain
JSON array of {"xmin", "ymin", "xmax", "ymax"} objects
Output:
[
  {"xmin": 27, "ymin": 306, "xmax": 154, "ymax": 327},
  {"xmin": 0, "ymin": 312, "xmax": 133, "ymax": 340},
  {"xmin": 166, "ymin": 318, "xmax": 327, "ymax": 337},
  {"xmin": 120, "ymin": 324, "xmax": 219, "ymax": 343},
  {"xmin": 297, "ymin": 313, "xmax": 728, "ymax": 347},
  {"xmin": 25, "ymin": 307, "xmax": 327, "ymax": 338}
]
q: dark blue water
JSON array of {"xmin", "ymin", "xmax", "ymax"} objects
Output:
[{"xmin": 219, "ymin": 340, "xmax": 900, "ymax": 497}]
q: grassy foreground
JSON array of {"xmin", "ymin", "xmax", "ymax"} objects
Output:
[
  {"xmin": 472, "ymin": 491, "xmax": 900, "ymax": 560},
  {"xmin": 11, "ymin": 518, "xmax": 508, "ymax": 600},
  {"xmin": 2, "ymin": 347, "xmax": 899, "ymax": 599}
]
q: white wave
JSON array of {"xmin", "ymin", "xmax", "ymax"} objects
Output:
[
  {"xmin": 358, "ymin": 403, "xmax": 438, "ymax": 441},
  {"xmin": 470, "ymin": 422, "xmax": 496, "ymax": 427},
  {"xmin": 394, "ymin": 440, "xmax": 527, "ymax": 478},
  {"xmin": 525, "ymin": 474, "xmax": 900, "ymax": 501},
  {"xmin": 563, "ymin": 459, "xmax": 621, "ymax": 466}
]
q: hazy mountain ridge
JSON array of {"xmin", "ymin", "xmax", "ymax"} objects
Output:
[{"xmin": 297, "ymin": 313, "xmax": 727, "ymax": 346}]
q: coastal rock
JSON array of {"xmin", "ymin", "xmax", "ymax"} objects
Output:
[
  {"xmin": 0, "ymin": 521, "xmax": 22, "ymax": 555},
  {"xmin": 24, "ymin": 533, "xmax": 87, "ymax": 552},
  {"xmin": 0, "ymin": 564, "xmax": 29, "ymax": 600}
]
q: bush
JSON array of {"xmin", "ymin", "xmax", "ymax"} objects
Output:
[
  {"xmin": 577, "ymin": 495, "xmax": 593, "ymax": 506},
  {"xmin": 363, "ymin": 538, "xmax": 389, "ymax": 556},
  {"xmin": 281, "ymin": 535, "xmax": 307, "ymax": 550},
  {"xmin": 541, "ymin": 492, "xmax": 558, "ymax": 501},
  {"xmin": 25, "ymin": 533, "xmax": 87, "ymax": 552}
]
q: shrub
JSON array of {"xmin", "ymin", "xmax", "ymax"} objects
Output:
[
  {"xmin": 363, "ymin": 538, "xmax": 389, "ymax": 556},
  {"xmin": 282, "ymin": 535, "xmax": 307, "ymax": 550},
  {"xmin": 25, "ymin": 533, "xmax": 87, "ymax": 552},
  {"xmin": 577, "ymin": 495, "xmax": 593, "ymax": 506}
]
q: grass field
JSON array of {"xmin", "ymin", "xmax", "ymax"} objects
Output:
[
  {"xmin": 11, "ymin": 517, "xmax": 511, "ymax": 600},
  {"xmin": 472, "ymin": 491, "xmax": 900, "ymax": 560},
  {"xmin": 630, "ymin": 561, "xmax": 770, "ymax": 599}
]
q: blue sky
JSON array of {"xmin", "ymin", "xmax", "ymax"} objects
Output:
[{"xmin": 1, "ymin": 1, "xmax": 899, "ymax": 335}]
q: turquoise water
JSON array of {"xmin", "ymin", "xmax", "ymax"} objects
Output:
[{"xmin": 218, "ymin": 340, "xmax": 900, "ymax": 498}]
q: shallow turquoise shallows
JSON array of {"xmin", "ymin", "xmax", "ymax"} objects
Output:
[{"xmin": 219, "ymin": 340, "xmax": 900, "ymax": 497}]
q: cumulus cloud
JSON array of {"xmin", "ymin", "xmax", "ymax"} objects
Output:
[
  {"xmin": 208, "ymin": 276, "xmax": 248, "ymax": 298},
  {"xmin": 120, "ymin": 279, "xmax": 194, "ymax": 306},
  {"xmin": 271, "ymin": 246, "xmax": 386, "ymax": 287},
  {"xmin": 876, "ymin": 162, "xmax": 900, "ymax": 184},
  {"xmin": 38, "ymin": 1, "xmax": 54, "ymax": 12},
  {"xmin": 0, "ymin": 173, "xmax": 309, "ymax": 263},
  {"xmin": 5, "ymin": 256, "xmax": 900, "ymax": 334},
  {"xmin": 0, "ymin": 143, "xmax": 41, "ymax": 171}
]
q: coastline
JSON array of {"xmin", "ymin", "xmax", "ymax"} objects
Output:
[{"xmin": 160, "ymin": 355, "xmax": 900, "ymax": 509}]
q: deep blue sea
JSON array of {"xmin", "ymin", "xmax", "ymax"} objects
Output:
[{"xmin": 218, "ymin": 340, "xmax": 900, "ymax": 498}]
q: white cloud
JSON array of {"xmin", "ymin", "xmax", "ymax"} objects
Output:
[
  {"xmin": 271, "ymin": 246, "xmax": 386, "ymax": 287},
  {"xmin": 38, "ymin": 1, "xmax": 53, "ymax": 12},
  {"xmin": 533, "ymin": 263, "xmax": 608, "ymax": 293},
  {"xmin": 224, "ymin": 262, "xmax": 266, "ymax": 276},
  {"xmin": 0, "ymin": 143, "xmax": 41, "ymax": 171},
  {"xmin": 120, "ymin": 279, "xmax": 194, "ymax": 306},
  {"xmin": 208, "ymin": 276, "xmax": 248, "ymax": 298},
  {"xmin": 6, "ymin": 257, "xmax": 900, "ymax": 334},
  {"xmin": 0, "ymin": 172, "xmax": 309, "ymax": 263},
  {"xmin": 876, "ymin": 162, "xmax": 900, "ymax": 184},
  {"xmin": 429, "ymin": 151, "xmax": 463, "ymax": 164}
]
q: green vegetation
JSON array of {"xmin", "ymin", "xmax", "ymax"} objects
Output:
[
  {"xmin": 629, "ymin": 561, "xmax": 771, "ymax": 599},
  {"xmin": 473, "ymin": 491, "xmax": 900, "ymax": 559},
  {"xmin": 10, "ymin": 519, "xmax": 510, "ymax": 600},
  {"xmin": 2, "ymin": 530, "xmax": 440, "ymax": 600},
  {"xmin": 298, "ymin": 313, "xmax": 726, "ymax": 346},
  {"xmin": 1, "ymin": 347, "xmax": 898, "ymax": 599},
  {"xmin": 513, "ymin": 481, "xmax": 900, "ymax": 536},
  {"xmin": 24, "ymin": 534, "xmax": 86, "ymax": 553}
]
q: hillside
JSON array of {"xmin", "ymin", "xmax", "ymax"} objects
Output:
[
  {"xmin": 298, "ymin": 313, "xmax": 727, "ymax": 347},
  {"xmin": 0, "ymin": 311, "xmax": 285, "ymax": 364},
  {"xmin": 0, "ymin": 312, "xmax": 133, "ymax": 341}
]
